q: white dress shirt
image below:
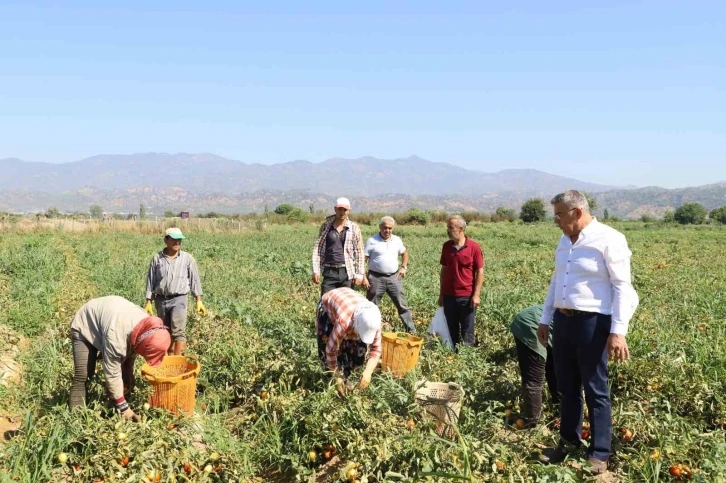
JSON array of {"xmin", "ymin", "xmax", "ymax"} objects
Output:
[{"xmin": 539, "ymin": 218, "xmax": 639, "ymax": 335}]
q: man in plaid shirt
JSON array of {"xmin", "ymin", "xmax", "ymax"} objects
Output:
[
  {"xmin": 312, "ymin": 197, "xmax": 368, "ymax": 295},
  {"xmin": 317, "ymin": 287, "xmax": 382, "ymax": 394}
]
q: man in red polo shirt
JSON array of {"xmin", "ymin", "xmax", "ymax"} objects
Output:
[{"xmin": 438, "ymin": 215, "xmax": 485, "ymax": 348}]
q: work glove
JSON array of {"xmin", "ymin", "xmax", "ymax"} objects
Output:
[
  {"xmin": 144, "ymin": 301, "xmax": 153, "ymax": 315},
  {"xmin": 196, "ymin": 300, "xmax": 207, "ymax": 316}
]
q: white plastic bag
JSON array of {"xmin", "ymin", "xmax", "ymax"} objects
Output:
[{"xmin": 428, "ymin": 307, "xmax": 453, "ymax": 349}]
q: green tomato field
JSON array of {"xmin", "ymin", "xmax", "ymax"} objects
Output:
[{"xmin": 0, "ymin": 222, "xmax": 725, "ymax": 482}]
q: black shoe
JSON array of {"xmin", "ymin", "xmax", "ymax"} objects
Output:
[{"xmin": 537, "ymin": 441, "xmax": 577, "ymax": 464}]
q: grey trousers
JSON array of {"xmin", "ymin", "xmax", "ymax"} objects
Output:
[
  {"xmin": 366, "ymin": 271, "xmax": 416, "ymax": 334},
  {"xmin": 70, "ymin": 329, "xmax": 98, "ymax": 408},
  {"xmin": 154, "ymin": 294, "xmax": 188, "ymax": 342}
]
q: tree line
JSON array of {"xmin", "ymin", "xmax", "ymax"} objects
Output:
[{"xmin": 35, "ymin": 200, "xmax": 726, "ymax": 226}]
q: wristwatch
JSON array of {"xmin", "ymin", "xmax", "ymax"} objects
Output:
[{"xmin": 401, "ymin": 266, "xmax": 408, "ymax": 270}]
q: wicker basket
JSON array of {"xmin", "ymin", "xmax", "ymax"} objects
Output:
[
  {"xmin": 140, "ymin": 355, "xmax": 200, "ymax": 415},
  {"xmin": 414, "ymin": 380, "xmax": 464, "ymax": 439},
  {"xmin": 381, "ymin": 332, "xmax": 423, "ymax": 377}
]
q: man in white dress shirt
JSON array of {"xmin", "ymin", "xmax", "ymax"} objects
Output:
[
  {"xmin": 364, "ymin": 216, "xmax": 416, "ymax": 333},
  {"xmin": 536, "ymin": 190, "xmax": 638, "ymax": 475}
]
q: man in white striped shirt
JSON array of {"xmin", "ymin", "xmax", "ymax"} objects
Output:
[{"xmin": 536, "ymin": 190, "xmax": 638, "ymax": 476}]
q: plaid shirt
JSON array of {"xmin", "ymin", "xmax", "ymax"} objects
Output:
[
  {"xmin": 312, "ymin": 216, "xmax": 364, "ymax": 282},
  {"xmin": 322, "ymin": 288, "xmax": 382, "ymax": 371}
]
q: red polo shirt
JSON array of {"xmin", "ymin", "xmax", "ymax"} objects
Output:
[{"xmin": 440, "ymin": 238, "xmax": 484, "ymax": 297}]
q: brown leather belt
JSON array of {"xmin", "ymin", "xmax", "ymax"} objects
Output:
[{"xmin": 558, "ymin": 308, "xmax": 588, "ymax": 317}]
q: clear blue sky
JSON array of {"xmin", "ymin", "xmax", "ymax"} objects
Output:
[{"xmin": 1, "ymin": 1, "xmax": 724, "ymax": 188}]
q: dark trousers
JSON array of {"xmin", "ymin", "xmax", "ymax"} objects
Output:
[
  {"xmin": 366, "ymin": 271, "xmax": 416, "ymax": 334},
  {"xmin": 552, "ymin": 310, "xmax": 612, "ymax": 462},
  {"xmin": 70, "ymin": 330, "xmax": 98, "ymax": 408},
  {"xmin": 515, "ymin": 338, "xmax": 559, "ymax": 425},
  {"xmin": 442, "ymin": 295, "xmax": 476, "ymax": 348},
  {"xmin": 321, "ymin": 266, "xmax": 352, "ymax": 296}
]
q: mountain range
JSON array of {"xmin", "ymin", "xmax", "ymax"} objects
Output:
[
  {"xmin": 0, "ymin": 153, "xmax": 620, "ymax": 196},
  {"xmin": 1, "ymin": 153, "xmax": 724, "ymax": 218}
]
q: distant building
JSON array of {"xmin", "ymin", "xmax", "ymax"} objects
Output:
[{"xmin": 180, "ymin": 211, "xmax": 190, "ymax": 220}]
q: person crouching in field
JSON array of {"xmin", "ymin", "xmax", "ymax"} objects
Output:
[
  {"xmin": 69, "ymin": 296, "xmax": 171, "ymax": 421},
  {"xmin": 317, "ymin": 287, "xmax": 382, "ymax": 396},
  {"xmin": 510, "ymin": 305, "xmax": 559, "ymax": 428},
  {"xmin": 145, "ymin": 227, "xmax": 206, "ymax": 355}
]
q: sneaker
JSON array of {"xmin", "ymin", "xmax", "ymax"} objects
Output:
[
  {"xmin": 588, "ymin": 457, "xmax": 608, "ymax": 475},
  {"xmin": 537, "ymin": 441, "xmax": 575, "ymax": 464}
]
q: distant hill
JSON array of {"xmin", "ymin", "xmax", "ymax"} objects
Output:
[
  {"xmin": 2, "ymin": 184, "xmax": 726, "ymax": 219},
  {"xmin": 594, "ymin": 182, "xmax": 726, "ymax": 218},
  {"xmin": 0, "ymin": 153, "xmax": 620, "ymax": 196},
  {"xmin": 1, "ymin": 153, "xmax": 724, "ymax": 218}
]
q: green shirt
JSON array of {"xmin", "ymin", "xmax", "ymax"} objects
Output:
[{"xmin": 509, "ymin": 305, "xmax": 553, "ymax": 359}]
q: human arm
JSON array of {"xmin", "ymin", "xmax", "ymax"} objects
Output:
[
  {"xmin": 438, "ymin": 265, "xmax": 446, "ymax": 307},
  {"xmin": 604, "ymin": 238, "xmax": 638, "ymax": 336},
  {"xmin": 358, "ymin": 356, "xmax": 378, "ymax": 390},
  {"xmin": 539, "ymin": 273, "xmax": 557, "ymax": 329},
  {"xmin": 102, "ymin": 350, "xmax": 139, "ymax": 421},
  {"xmin": 359, "ymin": 330, "xmax": 382, "ymax": 390},
  {"xmin": 470, "ymin": 245, "xmax": 485, "ymax": 308},
  {"xmin": 145, "ymin": 257, "xmax": 156, "ymax": 301},
  {"xmin": 325, "ymin": 318, "xmax": 344, "ymax": 373},
  {"xmin": 312, "ymin": 222, "xmax": 327, "ymax": 283},
  {"xmin": 352, "ymin": 224, "xmax": 365, "ymax": 284},
  {"xmin": 398, "ymin": 250, "xmax": 409, "ymax": 279},
  {"xmin": 188, "ymin": 256, "xmax": 203, "ymax": 298},
  {"xmin": 604, "ymin": 237, "xmax": 637, "ymax": 362},
  {"xmin": 121, "ymin": 355, "xmax": 136, "ymax": 394},
  {"xmin": 471, "ymin": 267, "xmax": 484, "ymax": 308}
]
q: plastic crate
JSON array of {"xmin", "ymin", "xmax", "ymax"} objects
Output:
[{"xmin": 381, "ymin": 332, "xmax": 423, "ymax": 377}]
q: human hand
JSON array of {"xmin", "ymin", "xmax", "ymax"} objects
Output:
[
  {"xmin": 312, "ymin": 273, "xmax": 320, "ymax": 285},
  {"xmin": 536, "ymin": 324, "xmax": 549, "ymax": 347},
  {"xmin": 362, "ymin": 277, "xmax": 370, "ymax": 290},
  {"xmin": 358, "ymin": 370, "xmax": 372, "ymax": 390},
  {"xmin": 470, "ymin": 294, "xmax": 480, "ymax": 309},
  {"xmin": 335, "ymin": 376, "xmax": 347, "ymax": 398},
  {"xmin": 121, "ymin": 409, "xmax": 141, "ymax": 422},
  {"xmin": 397, "ymin": 267, "xmax": 407, "ymax": 279},
  {"xmin": 144, "ymin": 301, "xmax": 153, "ymax": 315},
  {"xmin": 607, "ymin": 334, "xmax": 630, "ymax": 363}
]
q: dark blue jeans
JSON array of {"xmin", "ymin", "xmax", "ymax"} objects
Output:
[
  {"xmin": 442, "ymin": 296, "xmax": 476, "ymax": 348},
  {"xmin": 552, "ymin": 310, "xmax": 612, "ymax": 462}
]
